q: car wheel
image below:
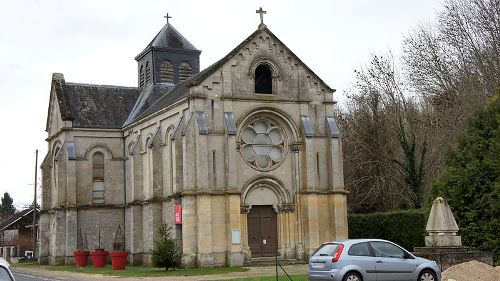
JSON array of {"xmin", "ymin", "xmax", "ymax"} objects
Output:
[
  {"xmin": 418, "ymin": 269, "xmax": 437, "ymax": 281},
  {"xmin": 343, "ymin": 272, "xmax": 362, "ymax": 281}
]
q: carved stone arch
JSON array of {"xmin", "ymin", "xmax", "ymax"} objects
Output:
[
  {"xmin": 51, "ymin": 140, "xmax": 63, "ymax": 167},
  {"xmin": 237, "ymin": 107, "xmax": 300, "ymax": 143},
  {"xmin": 241, "ymin": 176, "xmax": 292, "ymax": 212},
  {"xmin": 84, "ymin": 145, "xmax": 113, "ymax": 161},
  {"xmin": 127, "ymin": 141, "xmax": 135, "ymax": 155},
  {"xmin": 143, "ymin": 133, "xmax": 154, "ymax": 151},
  {"xmin": 163, "ymin": 125, "xmax": 175, "ymax": 145},
  {"xmin": 248, "ymin": 57, "xmax": 281, "ymax": 80}
]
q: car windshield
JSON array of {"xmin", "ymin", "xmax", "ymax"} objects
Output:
[{"xmin": 313, "ymin": 243, "xmax": 341, "ymax": 257}]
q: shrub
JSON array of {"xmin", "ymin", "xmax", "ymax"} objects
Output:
[
  {"xmin": 150, "ymin": 222, "xmax": 181, "ymax": 270},
  {"xmin": 432, "ymin": 93, "xmax": 500, "ymax": 264},
  {"xmin": 348, "ymin": 209, "xmax": 426, "ymax": 251}
]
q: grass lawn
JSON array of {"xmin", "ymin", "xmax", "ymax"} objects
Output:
[{"xmin": 14, "ymin": 263, "xmax": 249, "ymax": 277}]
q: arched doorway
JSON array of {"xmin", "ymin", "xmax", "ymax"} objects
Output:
[
  {"xmin": 247, "ymin": 205, "xmax": 277, "ymax": 257},
  {"xmin": 242, "ymin": 177, "xmax": 292, "ymax": 258}
]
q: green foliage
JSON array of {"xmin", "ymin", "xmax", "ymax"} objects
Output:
[
  {"xmin": 0, "ymin": 192, "xmax": 16, "ymax": 220},
  {"xmin": 348, "ymin": 209, "xmax": 426, "ymax": 251},
  {"xmin": 432, "ymin": 93, "xmax": 500, "ymax": 263},
  {"xmin": 151, "ymin": 222, "xmax": 181, "ymax": 270}
]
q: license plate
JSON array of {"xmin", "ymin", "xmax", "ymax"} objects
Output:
[{"xmin": 311, "ymin": 262, "xmax": 325, "ymax": 269}]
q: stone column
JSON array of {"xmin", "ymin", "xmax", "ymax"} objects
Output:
[
  {"xmin": 196, "ymin": 195, "xmax": 213, "ymax": 267},
  {"xmin": 182, "ymin": 195, "xmax": 197, "ymax": 267},
  {"xmin": 226, "ymin": 194, "xmax": 243, "ymax": 266},
  {"xmin": 329, "ymin": 193, "xmax": 348, "ymax": 240},
  {"xmin": 126, "ymin": 205, "xmax": 143, "ymax": 265},
  {"xmin": 64, "ymin": 209, "xmax": 77, "ymax": 264},
  {"xmin": 38, "ymin": 213, "xmax": 50, "ymax": 264},
  {"xmin": 302, "ymin": 194, "xmax": 320, "ymax": 257},
  {"xmin": 240, "ymin": 206, "xmax": 250, "ymax": 261},
  {"xmin": 142, "ymin": 203, "xmax": 162, "ymax": 265}
]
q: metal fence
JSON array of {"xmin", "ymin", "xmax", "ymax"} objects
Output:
[{"xmin": 275, "ymin": 257, "xmax": 308, "ymax": 281}]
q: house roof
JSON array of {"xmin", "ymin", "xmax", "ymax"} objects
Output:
[
  {"xmin": 0, "ymin": 209, "xmax": 36, "ymax": 231},
  {"xmin": 135, "ymin": 23, "xmax": 200, "ymax": 60}
]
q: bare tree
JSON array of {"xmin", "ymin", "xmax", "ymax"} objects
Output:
[{"xmin": 341, "ymin": 54, "xmax": 427, "ymax": 212}]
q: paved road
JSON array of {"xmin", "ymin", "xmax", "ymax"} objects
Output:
[{"xmin": 13, "ymin": 272, "xmax": 58, "ymax": 281}]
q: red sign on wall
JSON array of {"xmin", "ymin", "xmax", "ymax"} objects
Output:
[{"xmin": 174, "ymin": 204, "xmax": 182, "ymax": 225}]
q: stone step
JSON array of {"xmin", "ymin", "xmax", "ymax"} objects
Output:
[{"xmin": 243, "ymin": 257, "xmax": 306, "ymax": 267}]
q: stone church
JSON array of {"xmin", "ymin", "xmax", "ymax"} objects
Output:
[{"xmin": 40, "ymin": 12, "xmax": 348, "ymax": 267}]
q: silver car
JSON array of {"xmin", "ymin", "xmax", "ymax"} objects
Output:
[{"xmin": 308, "ymin": 239, "xmax": 440, "ymax": 281}]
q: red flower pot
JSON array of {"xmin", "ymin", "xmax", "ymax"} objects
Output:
[
  {"xmin": 91, "ymin": 250, "xmax": 108, "ymax": 267},
  {"xmin": 73, "ymin": 251, "xmax": 90, "ymax": 267},
  {"xmin": 110, "ymin": 251, "xmax": 129, "ymax": 270}
]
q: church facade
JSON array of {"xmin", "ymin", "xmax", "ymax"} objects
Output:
[{"xmin": 40, "ymin": 17, "xmax": 348, "ymax": 267}]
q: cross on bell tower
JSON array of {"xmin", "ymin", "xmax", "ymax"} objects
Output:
[
  {"xmin": 164, "ymin": 13, "xmax": 172, "ymax": 24},
  {"xmin": 256, "ymin": 7, "xmax": 267, "ymax": 27}
]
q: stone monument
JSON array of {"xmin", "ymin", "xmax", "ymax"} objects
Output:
[
  {"xmin": 425, "ymin": 197, "xmax": 461, "ymax": 247},
  {"xmin": 413, "ymin": 197, "xmax": 493, "ymax": 270}
]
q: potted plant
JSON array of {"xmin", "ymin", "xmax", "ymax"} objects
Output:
[
  {"xmin": 110, "ymin": 225, "xmax": 128, "ymax": 270},
  {"xmin": 74, "ymin": 228, "xmax": 90, "ymax": 267},
  {"xmin": 91, "ymin": 222, "xmax": 108, "ymax": 267}
]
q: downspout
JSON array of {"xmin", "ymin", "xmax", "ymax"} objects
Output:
[{"xmin": 122, "ymin": 135, "xmax": 127, "ymax": 250}]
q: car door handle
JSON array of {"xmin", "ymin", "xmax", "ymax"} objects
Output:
[{"xmin": 376, "ymin": 260, "xmax": 383, "ymax": 263}]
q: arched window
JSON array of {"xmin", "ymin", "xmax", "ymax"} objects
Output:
[
  {"xmin": 139, "ymin": 65, "xmax": 145, "ymax": 87},
  {"xmin": 92, "ymin": 152, "xmax": 105, "ymax": 204},
  {"xmin": 160, "ymin": 60, "xmax": 174, "ymax": 83},
  {"xmin": 255, "ymin": 64, "xmax": 273, "ymax": 94},
  {"xmin": 145, "ymin": 62, "xmax": 151, "ymax": 84},
  {"xmin": 178, "ymin": 62, "xmax": 192, "ymax": 82}
]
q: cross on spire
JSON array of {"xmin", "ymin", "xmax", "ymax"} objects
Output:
[
  {"xmin": 256, "ymin": 7, "xmax": 266, "ymax": 25},
  {"xmin": 164, "ymin": 13, "xmax": 172, "ymax": 24}
]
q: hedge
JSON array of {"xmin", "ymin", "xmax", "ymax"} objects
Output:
[{"xmin": 348, "ymin": 209, "xmax": 426, "ymax": 251}]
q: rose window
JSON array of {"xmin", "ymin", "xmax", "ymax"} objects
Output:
[{"xmin": 239, "ymin": 118, "xmax": 287, "ymax": 171}]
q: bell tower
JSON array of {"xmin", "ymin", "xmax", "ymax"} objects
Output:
[{"xmin": 135, "ymin": 15, "xmax": 201, "ymax": 87}]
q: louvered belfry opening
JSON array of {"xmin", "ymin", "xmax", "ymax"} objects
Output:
[
  {"xmin": 139, "ymin": 66, "xmax": 145, "ymax": 87},
  {"xmin": 179, "ymin": 62, "xmax": 192, "ymax": 82},
  {"xmin": 145, "ymin": 62, "xmax": 151, "ymax": 84},
  {"xmin": 160, "ymin": 60, "xmax": 174, "ymax": 83},
  {"xmin": 255, "ymin": 64, "xmax": 272, "ymax": 94}
]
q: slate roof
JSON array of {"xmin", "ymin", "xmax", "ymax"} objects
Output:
[
  {"xmin": 0, "ymin": 209, "xmax": 35, "ymax": 231},
  {"xmin": 49, "ymin": 25, "xmax": 334, "ymax": 129},
  {"xmin": 135, "ymin": 23, "xmax": 199, "ymax": 60},
  {"xmin": 51, "ymin": 76, "xmax": 141, "ymax": 129},
  {"xmin": 131, "ymin": 79, "xmax": 190, "ymax": 125},
  {"xmin": 123, "ymin": 83, "xmax": 176, "ymax": 127}
]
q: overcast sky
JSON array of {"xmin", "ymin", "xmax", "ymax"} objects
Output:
[{"xmin": 0, "ymin": 0, "xmax": 443, "ymax": 208}]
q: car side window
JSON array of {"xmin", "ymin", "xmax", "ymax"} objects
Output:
[
  {"xmin": 348, "ymin": 242, "xmax": 372, "ymax": 256},
  {"xmin": 370, "ymin": 242, "xmax": 404, "ymax": 258},
  {"xmin": 0, "ymin": 267, "xmax": 13, "ymax": 281}
]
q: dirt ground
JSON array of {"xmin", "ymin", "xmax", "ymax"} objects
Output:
[{"xmin": 441, "ymin": 260, "xmax": 499, "ymax": 281}]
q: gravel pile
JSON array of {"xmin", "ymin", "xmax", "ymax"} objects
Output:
[{"xmin": 441, "ymin": 260, "xmax": 499, "ymax": 281}]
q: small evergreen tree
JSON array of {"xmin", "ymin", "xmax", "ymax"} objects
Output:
[
  {"xmin": 432, "ymin": 92, "xmax": 500, "ymax": 263},
  {"xmin": 0, "ymin": 192, "xmax": 16, "ymax": 220},
  {"xmin": 150, "ymin": 222, "xmax": 181, "ymax": 270}
]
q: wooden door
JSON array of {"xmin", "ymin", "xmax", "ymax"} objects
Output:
[{"xmin": 247, "ymin": 205, "xmax": 277, "ymax": 257}]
